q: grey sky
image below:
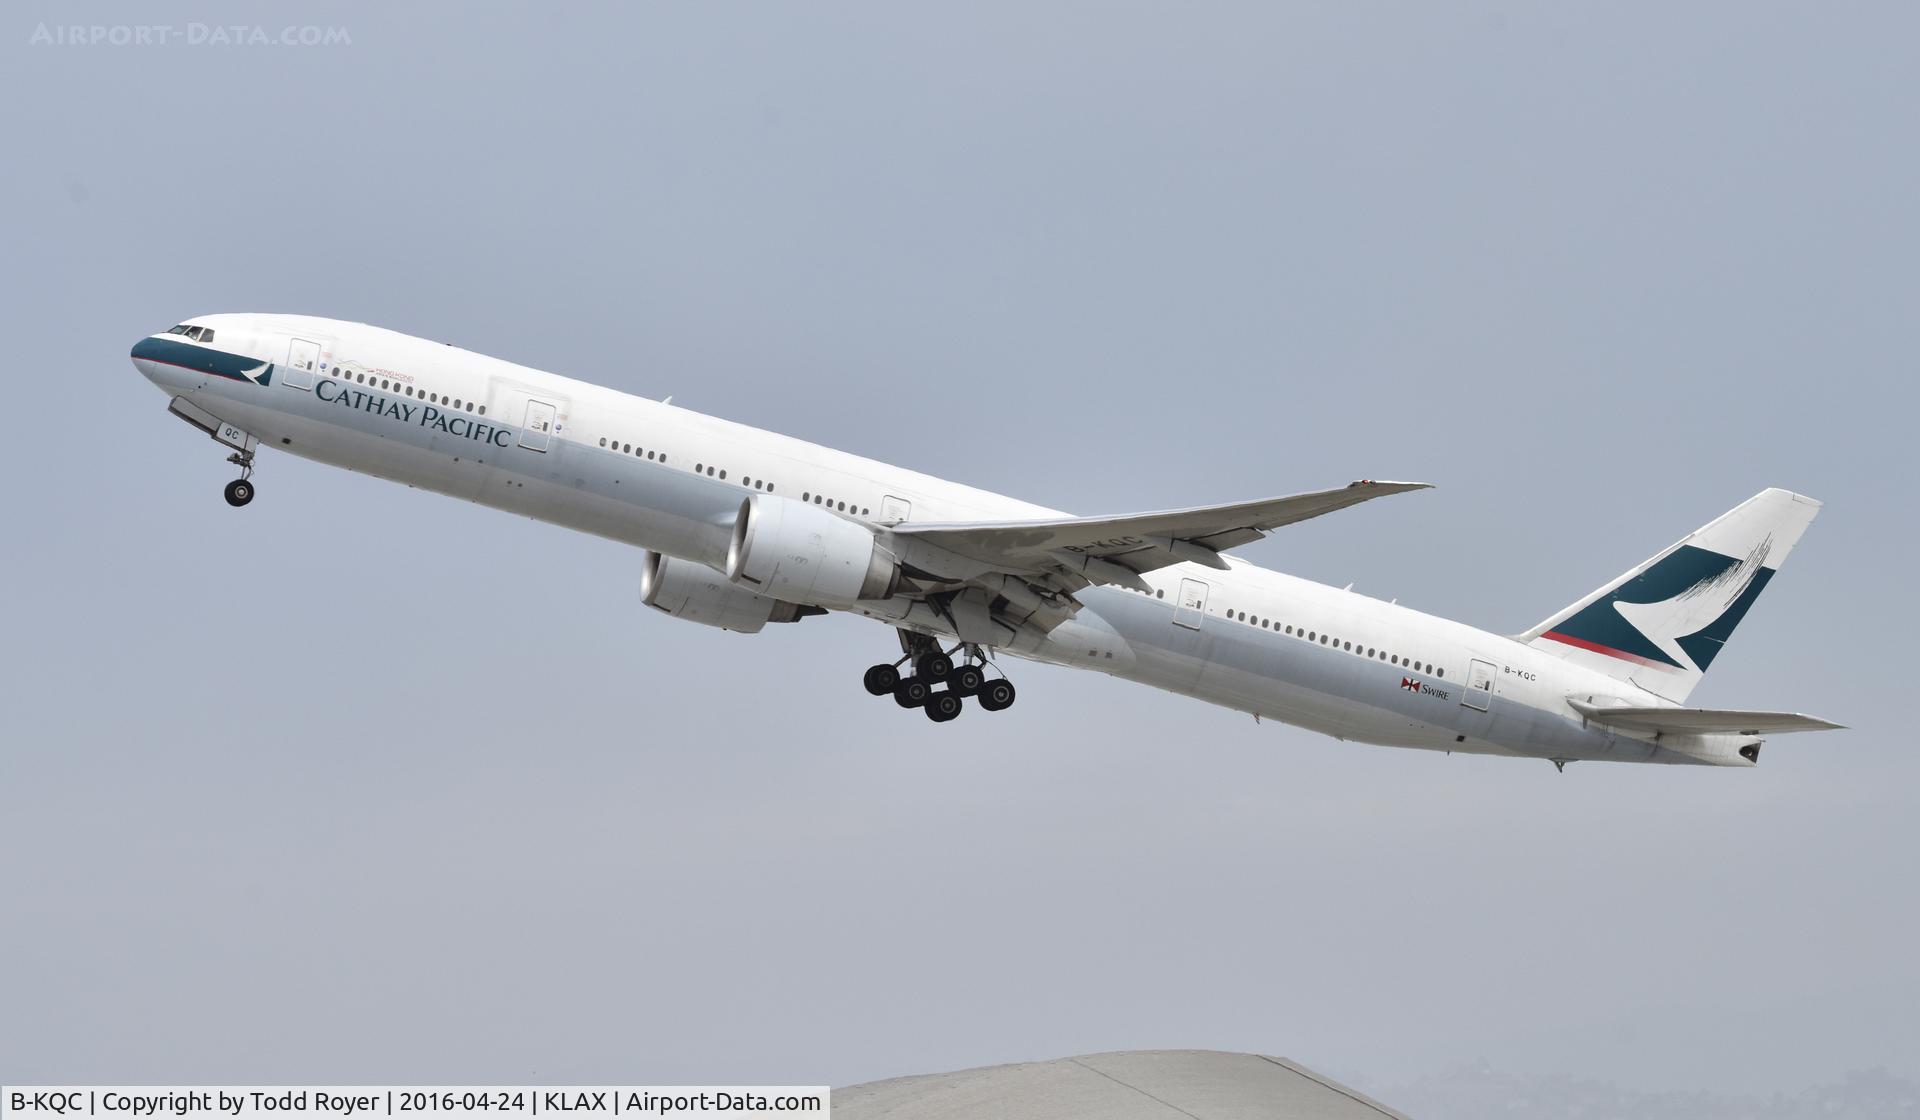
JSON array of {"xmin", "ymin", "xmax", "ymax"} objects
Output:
[{"xmin": 2, "ymin": 0, "xmax": 1913, "ymax": 1095}]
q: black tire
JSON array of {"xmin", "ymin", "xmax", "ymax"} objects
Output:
[
  {"xmin": 863, "ymin": 663, "xmax": 900, "ymax": 696},
  {"xmin": 224, "ymin": 479, "xmax": 254, "ymax": 507},
  {"xmin": 950, "ymin": 664, "xmax": 986, "ymax": 697},
  {"xmin": 916, "ymin": 652, "xmax": 953, "ymax": 681},
  {"xmin": 977, "ymin": 679, "xmax": 1016, "ymax": 712},
  {"xmin": 924, "ymin": 691, "xmax": 962, "ymax": 722},
  {"xmin": 893, "ymin": 677, "xmax": 930, "ymax": 708}
]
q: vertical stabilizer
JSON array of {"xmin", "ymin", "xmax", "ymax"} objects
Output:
[{"xmin": 1518, "ymin": 489, "xmax": 1820, "ymax": 702}]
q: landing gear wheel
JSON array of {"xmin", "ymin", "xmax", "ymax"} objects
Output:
[
  {"xmin": 924, "ymin": 691, "xmax": 963, "ymax": 722},
  {"xmin": 977, "ymin": 679, "xmax": 1016, "ymax": 712},
  {"xmin": 892, "ymin": 677, "xmax": 930, "ymax": 709},
  {"xmin": 863, "ymin": 663, "xmax": 901, "ymax": 696},
  {"xmin": 224, "ymin": 479, "xmax": 255, "ymax": 507},
  {"xmin": 916, "ymin": 652, "xmax": 953, "ymax": 681},
  {"xmin": 949, "ymin": 664, "xmax": 986, "ymax": 697}
]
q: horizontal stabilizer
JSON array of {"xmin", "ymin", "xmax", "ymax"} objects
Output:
[{"xmin": 1569, "ymin": 700, "xmax": 1844, "ymax": 737}]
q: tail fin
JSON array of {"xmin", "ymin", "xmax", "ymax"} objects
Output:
[{"xmin": 1518, "ymin": 488, "xmax": 1821, "ymax": 702}]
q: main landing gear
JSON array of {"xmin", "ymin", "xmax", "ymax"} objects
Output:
[{"xmin": 861, "ymin": 633, "xmax": 1017, "ymax": 723}]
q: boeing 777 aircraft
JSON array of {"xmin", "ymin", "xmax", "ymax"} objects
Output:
[{"xmin": 132, "ymin": 314, "xmax": 1841, "ymax": 767}]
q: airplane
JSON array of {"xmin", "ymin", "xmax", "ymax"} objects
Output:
[{"xmin": 131, "ymin": 314, "xmax": 1842, "ymax": 768}]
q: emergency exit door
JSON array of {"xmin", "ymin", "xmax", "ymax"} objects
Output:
[{"xmin": 519, "ymin": 399, "xmax": 557, "ymax": 452}]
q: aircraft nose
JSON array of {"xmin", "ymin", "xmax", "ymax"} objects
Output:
[{"xmin": 131, "ymin": 334, "xmax": 184, "ymax": 391}]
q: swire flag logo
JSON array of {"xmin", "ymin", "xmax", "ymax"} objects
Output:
[{"xmin": 1400, "ymin": 677, "xmax": 1421, "ymax": 692}]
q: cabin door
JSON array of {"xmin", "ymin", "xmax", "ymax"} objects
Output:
[
  {"xmin": 519, "ymin": 399, "xmax": 557, "ymax": 451},
  {"xmin": 1462, "ymin": 659, "xmax": 1496, "ymax": 711},
  {"xmin": 1173, "ymin": 578, "xmax": 1209, "ymax": 630},
  {"xmin": 283, "ymin": 338, "xmax": 321, "ymax": 391}
]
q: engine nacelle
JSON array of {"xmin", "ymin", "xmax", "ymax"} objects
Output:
[
  {"xmin": 726, "ymin": 495, "xmax": 901, "ymax": 608},
  {"xmin": 641, "ymin": 550, "xmax": 810, "ymax": 634}
]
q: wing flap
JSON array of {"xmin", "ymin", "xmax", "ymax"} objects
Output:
[
  {"xmin": 1569, "ymin": 700, "xmax": 1844, "ymax": 736},
  {"xmin": 892, "ymin": 480, "xmax": 1430, "ymax": 584}
]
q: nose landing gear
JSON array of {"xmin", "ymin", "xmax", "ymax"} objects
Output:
[
  {"xmin": 221, "ymin": 446, "xmax": 257, "ymax": 507},
  {"xmin": 164, "ymin": 396, "xmax": 260, "ymax": 508},
  {"xmin": 862, "ymin": 632, "xmax": 1017, "ymax": 722}
]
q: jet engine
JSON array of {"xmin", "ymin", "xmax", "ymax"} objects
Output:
[
  {"xmin": 641, "ymin": 550, "xmax": 813, "ymax": 634},
  {"xmin": 726, "ymin": 495, "xmax": 901, "ymax": 608}
]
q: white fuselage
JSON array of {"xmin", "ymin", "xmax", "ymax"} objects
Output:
[{"xmin": 133, "ymin": 314, "xmax": 1746, "ymax": 766}]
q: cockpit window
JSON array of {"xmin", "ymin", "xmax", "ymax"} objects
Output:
[
  {"xmin": 165, "ymin": 324, "xmax": 213, "ymax": 342},
  {"xmin": 167, "ymin": 325, "xmax": 189, "ymax": 335},
  {"xmin": 198, "ymin": 329, "xmax": 214, "ymax": 344}
]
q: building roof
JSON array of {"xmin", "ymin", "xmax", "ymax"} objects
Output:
[{"xmin": 835, "ymin": 1050, "xmax": 1411, "ymax": 1119}]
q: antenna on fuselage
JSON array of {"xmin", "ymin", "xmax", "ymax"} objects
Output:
[{"xmin": 662, "ymin": 395, "xmax": 673, "ymax": 405}]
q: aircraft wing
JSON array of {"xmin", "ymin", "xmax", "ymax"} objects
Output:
[
  {"xmin": 891, "ymin": 480, "xmax": 1430, "ymax": 591},
  {"xmin": 1569, "ymin": 700, "xmax": 1844, "ymax": 737}
]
